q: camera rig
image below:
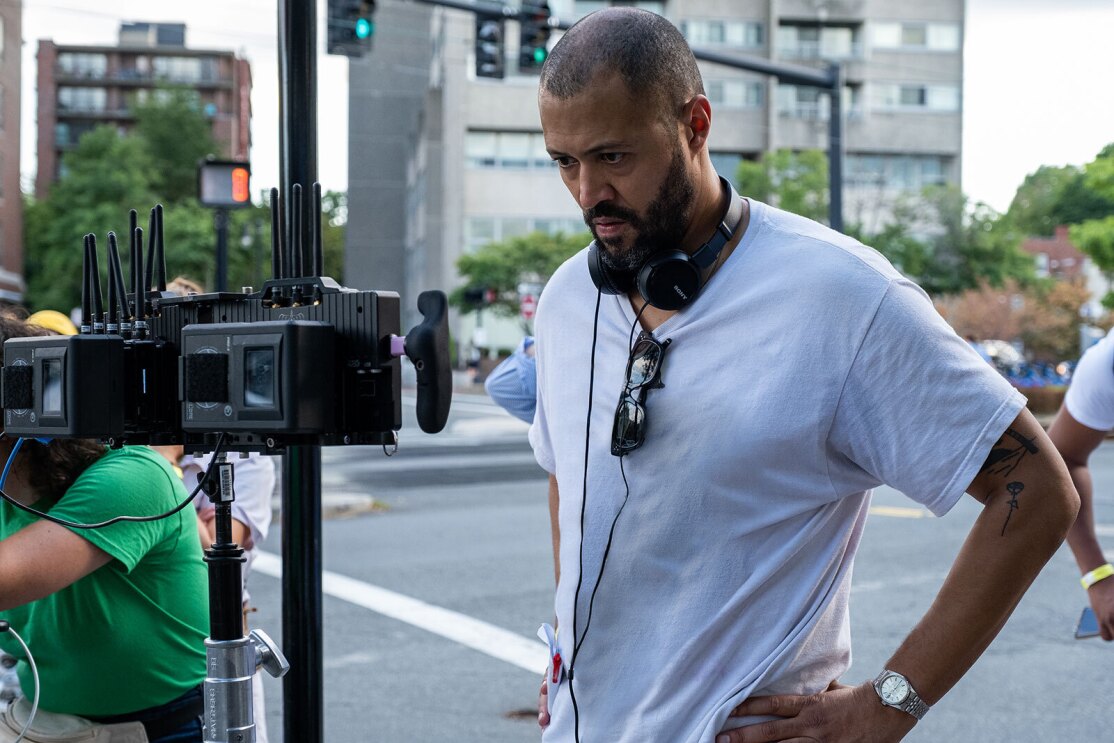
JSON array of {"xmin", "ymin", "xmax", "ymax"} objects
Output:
[
  {"xmin": 0, "ymin": 183, "xmax": 453, "ymax": 743},
  {"xmin": 1, "ymin": 183, "xmax": 452, "ymax": 449}
]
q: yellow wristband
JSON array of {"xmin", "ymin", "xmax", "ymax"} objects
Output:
[{"xmin": 1081, "ymin": 563, "xmax": 1114, "ymax": 590}]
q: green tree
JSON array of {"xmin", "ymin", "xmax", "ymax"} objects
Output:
[
  {"xmin": 451, "ymin": 231, "xmax": 589, "ymax": 317},
  {"xmin": 736, "ymin": 149, "xmax": 828, "ymax": 222},
  {"xmin": 1071, "ymin": 144, "xmax": 1114, "ymax": 304},
  {"xmin": 25, "ymin": 126, "xmax": 157, "ymax": 311},
  {"xmin": 132, "ymin": 86, "xmax": 218, "ymax": 202},
  {"xmin": 855, "ymin": 186, "xmax": 1034, "ymax": 297},
  {"xmin": 1003, "ymin": 165, "xmax": 1080, "ymax": 237}
]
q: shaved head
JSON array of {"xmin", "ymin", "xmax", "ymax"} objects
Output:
[{"xmin": 539, "ymin": 8, "xmax": 704, "ymax": 126}]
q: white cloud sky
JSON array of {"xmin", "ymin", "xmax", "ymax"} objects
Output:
[{"xmin": 18, "ymin": 0, "xmax": 1114, "ymax": 214}]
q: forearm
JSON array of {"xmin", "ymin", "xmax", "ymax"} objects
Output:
[
  {"xmin": 1063, "ymin": 462, "xmax": 1107, "ymax": 573},
  {"xmin": 548, "ymin": 475, "xmax": 560, "ymax": 587},
  {"xmin": 886, "ymin": 480, "xmax": 1077, "ymax": 704}
]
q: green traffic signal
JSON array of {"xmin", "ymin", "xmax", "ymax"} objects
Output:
[
  {"xmin": 533, "ymin": 47, "xmax": 546, "ymax": 64},
  {"xmin": 355, "ymin": 18, "xmax": 373, "ymax": 39}
]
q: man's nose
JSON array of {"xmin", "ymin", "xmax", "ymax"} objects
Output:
[{"xmin": 576, "ymin": 167, "xmax": 615, "ymax": 210}]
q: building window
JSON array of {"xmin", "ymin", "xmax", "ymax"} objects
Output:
[
  {"xmin": 705, "ymin": 79, "xmax": 764, "ymax": 110},
  {"xmin": 777, "ymin": 23, "xmax": 861, "ymax": 60},
  {"xmin": 57, "ymin": 87, "xmax": 108, "ymax": 113},
  {"xmin": 871, "ymin": 83, "xmax": 959, "ymax": 112},
  {"xmin": 682, "ymin": 20, "xmax": 764, "ymax": 49},
  {"xmin": 871, "ymin": 21, "xmax": 960, "ymax": 52},
  {"xmin": 464, "ymin": 216, "xmax": 586, "ymax": 253},
  {"xmin": 846, "ymin": 154, "xmax": 950, "ymax": 190},
  {"xmin": 151, "ymin": 56, "xmax": 220, "ymax": 83},
  {"xmin": 467, "ymin": 131, "xmax": 555, "ymax": 171},
  {"xmin": 777, "ymin": 84, "xmax": 863, "ymax": 120},
  {"xmin": 57, "ymin": 52, "xmax": 108, "ymax": 79}
]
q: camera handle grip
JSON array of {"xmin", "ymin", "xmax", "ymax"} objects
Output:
[{"xmin": 404, "ymin": 290, "xmax": 452, "ymax": 433}]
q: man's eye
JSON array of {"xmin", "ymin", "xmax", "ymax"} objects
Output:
[
  {"xmin": 600, "ymin": 153, "xmax": 624, "ymax": 164},
  {"xmin": 554, "ymin": 157, "xmax": 575, "ymax": 168}
]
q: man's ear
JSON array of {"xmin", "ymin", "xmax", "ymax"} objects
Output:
[{"xmin": 684, "ymin": 95, "xmax": 712, "ymax": 151}]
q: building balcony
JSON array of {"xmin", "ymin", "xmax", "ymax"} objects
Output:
[
  {"xmin": 777, "ymin": 0, "xmax": 866, "ymax": 21},
  {"xmin": 778, "ymin": 41, "xmax": 863, "ymax": 61},
  {"xmin": 56, "ymin": 69, "xmax": 233, "ymax": 87},
  {"xmin": 777, "ymin": 103, "xmax": 865, "ymax": 121}
]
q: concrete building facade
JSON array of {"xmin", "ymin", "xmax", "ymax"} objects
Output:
[
  {"xmin": 346, "ymin": 0, "xmax": 965, "ymax": 353},
  {"xmin": 0, "ymin": 2, "xmax": 22, "ymax": 301},
  {"xmin": 36, "ymin": 22, "xmax": 251, "ymax": 200}
]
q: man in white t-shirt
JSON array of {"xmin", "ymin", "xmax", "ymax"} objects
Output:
[
  {"xmin": 529, "ymin": 9, "xmax": 1079, "ymax": 743},
  {"xmin": 1047, "ymin": 330, "xmax": 1114, "ymax": 641}
]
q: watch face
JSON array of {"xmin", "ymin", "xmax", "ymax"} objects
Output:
[{"xmin": 880, "ymin": 675, "xmax": 910, "ymax": 704}]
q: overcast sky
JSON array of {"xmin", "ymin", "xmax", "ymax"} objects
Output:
[{"xmin": 18, "ymin": 0, "xmax": 1114, "ymax": 213}]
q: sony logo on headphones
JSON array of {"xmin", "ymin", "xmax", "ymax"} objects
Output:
[{"xmin": 673, "ymin": 285, "xmax": 689, "ymax": 301}]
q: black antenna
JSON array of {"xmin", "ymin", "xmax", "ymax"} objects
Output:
[
  {"xmin": 128, "ymin": 210, "xmax": 138, "ymax": 318},
  {"xmin": 133, "ymin": 226, "xmax": 147, "ymax": 337},
  {"xmin": 312, "ymin": 182, "xmax": 323, "ymax": 277},
  {"xmin": 279, "ymin": 187, "xmax": 289, "ymax": 282},
  {"xmin": 270, "ymin": 188, "xmax": 284, "ymax": 281},
  {"xmin": 145, "ymin": 207, "xmax": 157, "ymax": 295},
  {"xmin": 155, "ymin": 204, "xmax": 167, "ymax": 292},
  {"xmin": 106, "ymin": 234, "xmax": 119, "ymax": 334},
  {"xmin": 108, "ymin": 232, "xmax": 131, "ymax": 335},
  {"xmin": 89, "ymin": 234, "xmax": 104, "ymax": 333},
  {"xmin": 80, "ymin": 234, "xmax": 92, "ymax": 334},
  {"xmin": 291, "ymin": 183, "xmax": 304, "ymax": 278}
]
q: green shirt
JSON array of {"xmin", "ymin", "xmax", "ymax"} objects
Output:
[{"xmin": 0, "ymin": 446, "xmax": 208, "ymax": 716}]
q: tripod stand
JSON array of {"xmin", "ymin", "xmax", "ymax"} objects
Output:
[{"xmin": 201, "ymin": 451, "xmax": 289, "ymax": 743}]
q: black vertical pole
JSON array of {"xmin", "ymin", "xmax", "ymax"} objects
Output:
[
  {"xmin": 215, "ymin": 208, "xmax": 229, "ymax": 292},
  {"xmin": 278, "ymin": 1, "xmax": 323, "ymax": 742},
  {"xmin": 827, "ymin": 62, "xmax": 844, "ymax": 233}
]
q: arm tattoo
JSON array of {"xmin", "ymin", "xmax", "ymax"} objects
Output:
[
  {"xmin": 1001, "ymin": 481, "xmax": 1023, "ymax": 536},
  {"xmin": 980, "ymin": 427, "xmax": 1039, "ymax": 480}
]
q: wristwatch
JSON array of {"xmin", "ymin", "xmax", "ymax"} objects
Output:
[{"xmin": 872, "ymin": 669, "xmax": 930, "ymax": 720}]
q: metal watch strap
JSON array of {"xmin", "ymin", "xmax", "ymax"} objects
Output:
[{"xmin": 873, "ymin": 670, "xmax": 930, "ymax": 721}]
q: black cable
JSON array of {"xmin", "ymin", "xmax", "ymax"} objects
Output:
[
  {"xmin": 568, "ymin": 297, "xmax": 651, "ymax": 742},
  {"xmin": 568, "ymin": 288, "xmax": 603, "ymax": 742},
  {"xmin": 0, "ymin": 434, "xmax": 227, "ymax": 530}
]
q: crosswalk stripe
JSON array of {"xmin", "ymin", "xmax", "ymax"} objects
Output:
[{"xmin": 252, "ymin": 551, "xmax": 548, "ymax": 675}]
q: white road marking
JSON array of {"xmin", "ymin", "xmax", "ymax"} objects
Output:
[{"xmin": 253, "ymin": 551, "xmax": 548, "ymax": 675}]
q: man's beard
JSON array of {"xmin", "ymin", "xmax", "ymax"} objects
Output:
[{"xmin": 584, "ymin": 147, "xmax": 696, "ymax": 295}]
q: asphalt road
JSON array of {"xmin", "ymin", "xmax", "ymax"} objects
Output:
[{"xmin": 246, "ymin": 393, "xmax": 1113, "ymax": 742}]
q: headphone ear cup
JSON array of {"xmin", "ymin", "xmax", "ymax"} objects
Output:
[
  {"xmin": 638, "ymin": 251, "xmax": 702, "ymax": 311},
  {"xmin": 587, "ymin": 241, "xmax": 622, "ymax": 296}
]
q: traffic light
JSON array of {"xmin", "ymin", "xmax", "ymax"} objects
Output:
[
  {"xmin": 475, "ymin": 15, "xmax": 505, "ymax": 79},
  {"xmin": 328, "ymin": 0, "xmax": 376, "ymax": 58},
  {"xmin": 519, "ymin": 2, "xmax": 551, "ymax": 72}
]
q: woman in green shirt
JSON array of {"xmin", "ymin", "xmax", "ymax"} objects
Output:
[{"xmin": 0, "ymin": 311, "xmax": 208, "ymax": 742}]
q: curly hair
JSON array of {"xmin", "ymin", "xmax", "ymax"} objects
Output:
[{"xmin": 0, "ymin": 310, "xmax": 106, "ymax": 505}]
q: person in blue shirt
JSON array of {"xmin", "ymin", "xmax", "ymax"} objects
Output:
[{"xmin": 484, "ymin": 336, "xmax": 537, "ymax": 423}]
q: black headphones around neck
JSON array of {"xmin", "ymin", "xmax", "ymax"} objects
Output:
[{"xmin": 586, "ymin": 176, "xmax": 745, "ymax": 311}]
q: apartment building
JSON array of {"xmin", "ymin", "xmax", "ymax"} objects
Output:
[
  {"xmin": 36, "ymin": 22, "xmax": 252, "ymax": 200},
  {"xmin": 345, "ymin": 0, "xmax": 964, "ymax": 351},
  {"xmin": 0, "ymin": 2, "xmax": 21, "ymax": 301}
]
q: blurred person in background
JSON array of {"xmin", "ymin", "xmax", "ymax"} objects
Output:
[
  {"xmin": 484, "ymin": 335, "xmax": 538, "ymax": 423},
  {"xmin": 1047, "ymin": 328, "xmax": 1114, "ymax": 641}
]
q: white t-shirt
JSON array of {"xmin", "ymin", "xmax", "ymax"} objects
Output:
[
  {"xmin": 528, "ymin": 200, "xmax": 1026, "ymax": 743},
  {"xmin": 1064, "ymin": 328, "xmax": 1114, "ymax": 430}
]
